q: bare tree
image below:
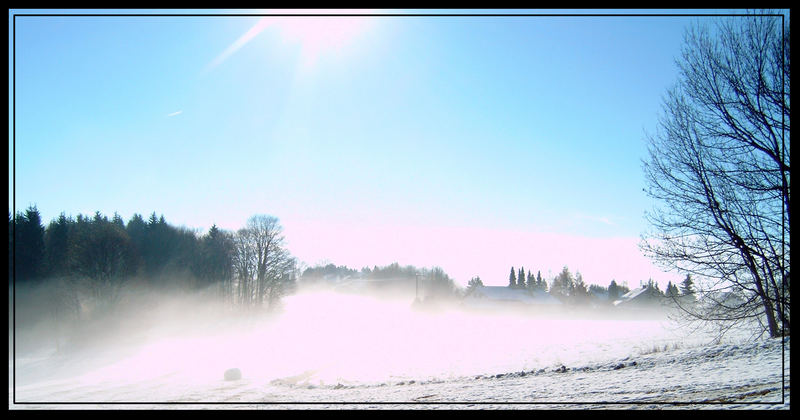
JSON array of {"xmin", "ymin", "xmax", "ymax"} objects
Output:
[
  {"xmin": 232, "ymin": 227, "xmax": 256, "ymax": 306},
  {"xmin": 232, "ymin": 215, "xmax": 297, "ymax": 309},
  {"xmin": 642, "ymin": 11, "xmax": 789, "ymax": 338}
]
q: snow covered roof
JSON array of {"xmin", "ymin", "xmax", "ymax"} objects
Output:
[
  {"xmin": 529, "ymin": 290, "xmax": 562, "ymax": 305},
  {"xmin": 616, "ymin": 287, "xmax": 648, "ymax": 301},
  {"xmin": 466, "ymin": 286, "xmax": 561, "ymax": 305},
  {"xmin": 612, "ymin": 286, "xmax": 663, "ymax": 306}
]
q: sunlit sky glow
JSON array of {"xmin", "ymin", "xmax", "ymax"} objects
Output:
[{"xmin": 10, "ymin": 9, "xmax": 750, "ymax": 289}]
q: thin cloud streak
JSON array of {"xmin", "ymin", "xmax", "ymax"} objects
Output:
[
  {"xmin": 166, "ymin": 110, "xmax": 183, "ymax": 117},
  {"xmin": 203, "ymin": 18, "xmax": 272, "ymax": 75}
]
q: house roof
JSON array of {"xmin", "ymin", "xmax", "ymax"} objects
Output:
[
  {"xmin": 466, "ymin": 286, "xmax": 561, "ymax": 305},
  {"xmin": 618, "ymin": 286, "xmax": 648, "ymax": 300},
  {"xmin": 612, "ymin": 286, "xmax": 662, "ymax": 306}
]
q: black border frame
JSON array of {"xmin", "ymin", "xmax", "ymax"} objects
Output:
[{"xmin": 8, "ymin": 8, "xmax": 789, "ymax": 409}]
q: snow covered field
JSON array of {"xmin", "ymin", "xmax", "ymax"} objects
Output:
[{"xmin": 8, "ymin": 291, "xmax": 790, "ymax": 409}]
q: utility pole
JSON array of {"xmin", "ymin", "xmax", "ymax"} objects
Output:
[{"xmin": 415, "ymin": 273, "xmax": 422, "ymax": 303}]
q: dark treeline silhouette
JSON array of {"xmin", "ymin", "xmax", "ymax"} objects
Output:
[
  {"xmin": 10, "ymin": 206, "xmax": 298, "ymax": 330},
  {"xmin": 12, "ymin": 207, "xmax": 230, "ymax": 291},
  {"xmin": 10, "ymin": 204, "xmax": 698, "ymax": 343},
  {"xmin": 299, "ymin": 261, "xmax": 460, "ymax": 302}
]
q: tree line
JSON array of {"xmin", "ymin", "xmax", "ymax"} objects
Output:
[
  {"xmin": 299, "ymin": 261, "xmax": 460, "ymax": 301},
  {"xmin": 465, "ymin": 265, "xmax": 700, "ymax": 309},
  {"xmin": 10, "ymin": 206, "xmax": 464, "ymax": 323},
  {"xmin": 10, "ymin": 206, "xmax": 298, "ymax": 321}
]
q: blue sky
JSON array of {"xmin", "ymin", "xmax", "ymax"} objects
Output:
[{"xmin": 9, "ymin": 9, "xmax": 751, "ymax": 288}]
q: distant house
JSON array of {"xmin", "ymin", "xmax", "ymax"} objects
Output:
[
  {"xmin": 463, "ymin": 286, "xmax": 561, "ymax": 309},
  {"xmin": 612, "ymin": 286, "xmax": 666, "ymax": 308},
  {"xmin": 702, "ymin": 290, "xmax": 747, "ymax": 312}
]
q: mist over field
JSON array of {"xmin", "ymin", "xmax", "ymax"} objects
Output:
[{"xmin": 9, "ymin": 279, "xmax": 789, "ymax": 408}]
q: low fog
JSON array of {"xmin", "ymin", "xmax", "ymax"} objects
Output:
[{"xmin": 10, "ymin": 276, "xmax": 716, "ymax": 400}]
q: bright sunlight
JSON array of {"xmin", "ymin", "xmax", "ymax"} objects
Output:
[{"xmin": 206, "ymin": 13, "xmax": 373, "ymax": 74}]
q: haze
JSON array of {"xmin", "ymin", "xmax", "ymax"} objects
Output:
[{"xmin": 13, "ymin": 281, "xmax": 709, "ymax": 401}]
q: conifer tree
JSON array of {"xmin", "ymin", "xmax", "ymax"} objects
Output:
[
  {"xmin": 509, "ymin": 267, "xmax": 516, "ymax": 288},
  {"xmin": 111, "ymin": 212, "xmax": 125, "ymax": 229},
  {"xmin": 126, "ymin": 213, "xmax": 147, "ymax": 258},
  {"xmin": 666, "ymin": 281, "xmax": 680, "ymax": 297},
  {"xmin": 573, "ymin": 272, "xmax": 589, "ymax": 304},
  {"xmin": 44, "ymin": 213, "xmax": 72, "ymax": 278},
  {"xmin": 680, "ymin": 274, "xmax": 695, "ymax": 297},
  {"xmin": 14, "ymin": 206, "xmax": 45, "ymax": 282},
  {"xmin": 608, "ymin": 279, "xmax": 621, "ymax": 301}
]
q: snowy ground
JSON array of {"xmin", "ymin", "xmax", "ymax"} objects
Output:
[{"xmin": 8, "ymin": 292, "xmax": 790, "ymax": 410}]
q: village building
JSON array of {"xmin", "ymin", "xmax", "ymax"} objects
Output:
[
  {"xmin": 463, "ymin": 285, "xmax": 561, "ymax": 310},
  {"xmin": 612, "ymin": 286, "xmax": 667, "ymax": 308}
]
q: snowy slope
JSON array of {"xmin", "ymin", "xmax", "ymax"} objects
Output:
[{"xmin": 8, "ymin": 292, "xmax": 790, "ymax": 410}]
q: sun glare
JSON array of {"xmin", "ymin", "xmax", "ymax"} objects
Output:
[
  {"xmin": 205, "ymin": 13, "xmax": 373, "ymax": 75},
  {"xmin": 274, "ymin": 16, "xmax": 368, "ymax": 52},
  {"xmin": 269, "ymin": 15, "xmax": 372, "ymax": 70}
]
